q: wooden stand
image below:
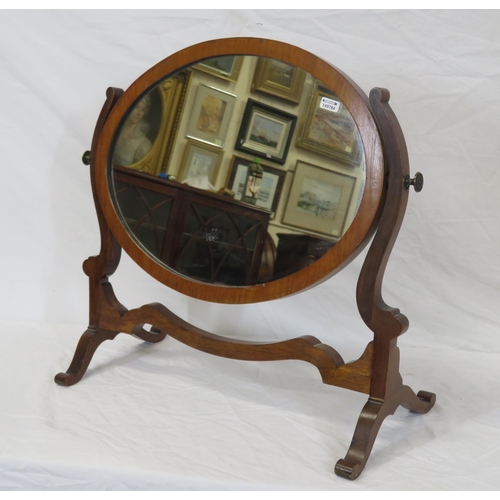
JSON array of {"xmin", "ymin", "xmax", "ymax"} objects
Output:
[{"xmin": 55, "ymin": 85, "xmax": 435, "ymax": 480}]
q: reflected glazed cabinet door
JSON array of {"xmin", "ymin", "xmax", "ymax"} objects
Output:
[{"xmin": 113, "ymin": 166, "xmax": 271, "ymax": 286}]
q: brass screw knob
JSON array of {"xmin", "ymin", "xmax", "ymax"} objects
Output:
[
  {"xmin": 82, "ymin": 150, "xmax": 91, "ymax": 165},
  {"xmin": 404, "ymin": 172, "xmax": 424, "ymax": 192}
]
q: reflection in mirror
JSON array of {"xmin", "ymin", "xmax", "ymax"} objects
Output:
[
  {"xmin": 114, "ymin": 95, "xmax": 153, "ymax": 166},
  {"xmin": 110, "ymin": 56, "xmax": 366, "ymax": 286}
]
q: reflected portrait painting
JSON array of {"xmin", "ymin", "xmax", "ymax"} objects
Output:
[{"xmin": 113, "ymin": 89, "xmax": 162, "ymax": 171}]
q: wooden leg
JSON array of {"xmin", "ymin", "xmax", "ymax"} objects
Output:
[
  {"xmin": 335, "ymin": 398, "xmax": 393, "ymax": 480},
  {"xmin": 54, "ymin": 328, "xmax": 120, "ymax": 387},
  {"xmin": 55, "ymin": 323, "xmax": 169, "ymax": 387},
  {"xmin": 335, "ymin": 386, "xmax": 436, "ymax": 480},
  {"xmin": 400, "ymin": 387, "xmax": 436, "ymax": 414}
]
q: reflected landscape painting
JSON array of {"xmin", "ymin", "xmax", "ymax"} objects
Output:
[{"xmin": 296, "ymin": 177, "xmax": 341, "ymax": 220}]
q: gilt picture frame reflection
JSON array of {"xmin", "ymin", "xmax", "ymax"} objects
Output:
[
  {"xmin": 235, "ymin": 99, "xmax": 296, "ymax": 165},
  {"xmin": 282, "ymin": 161, "xmax": 356, "ymax": 238},
  {"xmin": 195, "ymin": 56, "xmax": 243, "ymax": 83},
  {"xmin": 296, "ymin": 83, "xmax": 362, "ymax": 167},
  {"xmin": 112, "ymin": 71, "xmax": 192, "ymax": 176},
  {"xmin": 113, "ymin": 89, "xmax": 163, "ymax": 173},
  {"xmin": 251, "ymin": 58, "xmax": 306, "ymax": 104},
  {"xmin": 186, "ymin": 84, "xmax": 236, "ymax": 148}
]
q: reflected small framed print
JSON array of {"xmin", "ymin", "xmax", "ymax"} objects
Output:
[
  {"xmin": 186, "ymin": 84, "xmax": 236, "ymax": 148},
  {"xmin": 251, "ymin": 58, "xmax": 306, "ymax": 104},
  {"xmin": 225, "ymin": 155, "xmax": 286, "ymax": 217},
  {"xmin": 235, "ymin": 99, "xmax": 296, "ymax": 165},
  {"xmin": 195, "ymin": 56, "xmax": 244, "ymax": 83},
  {"xmin": 179, "ymin": 139, "xmax": 223, "ymax": 187},
  {"xmin": 282, "ymin": 160, "xmax": 356, "ymax": 238}
]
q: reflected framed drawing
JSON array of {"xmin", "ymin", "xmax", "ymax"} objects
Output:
[
  {"xmin": 195, "ymin": 56, "xmax": 243, "ymax": 83},
  {"xmin": 225, "ymin": 155, "xmax": 286, "ymax": 217},
  {"xmin": 282, "ymin": 160, "xmax": 356, "ymax": 238},
  {"xmin": 235, "ymin": 99, "xmax": 296, "ymax": 165},
  {"xmin": 186, "ymin": 84, "xmax": 236, "ymax": 147},
  {"xmin": 251, "ymin": 58, "xmax": 306, "ymax": 104},
  {"xmin": 296, "ymin": 82, "xmax": 362, "ymax": 167},
  {"xmin": 179, "ymin": 139, "xmax": 223, "ymax": 187}
]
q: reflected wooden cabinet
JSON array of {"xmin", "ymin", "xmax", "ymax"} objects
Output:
[
  {"xmin": 274, "ymin": 234, "xmax": 336, "ymax": 279},
  {"xmin": 113, "ymin": 166, "xmax": 271, "ymax": 286}
]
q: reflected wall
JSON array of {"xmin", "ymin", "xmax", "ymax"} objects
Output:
[{"xmin": 109, "ymin": 55, "xmax": 367, "ymax": 286}]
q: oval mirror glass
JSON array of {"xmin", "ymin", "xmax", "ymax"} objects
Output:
[{"xmin": 108, "ymin": 55, "xmax": 366, "ymax": 287}]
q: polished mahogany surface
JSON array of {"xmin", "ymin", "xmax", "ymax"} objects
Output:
[{"xmin": 56, "ymin": 38, "xmax": 435, "ymax": 481}]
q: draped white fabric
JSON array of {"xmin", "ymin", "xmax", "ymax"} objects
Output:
[{"xmin": 1, "ymin": 9, "xmax": 499, "ymax": 490}]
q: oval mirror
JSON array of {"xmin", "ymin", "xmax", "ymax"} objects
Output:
[{"xmin": 95, "ymin": 38, "xmax": 384, "ymax": 303}]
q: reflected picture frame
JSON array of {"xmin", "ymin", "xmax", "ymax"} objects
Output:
[
  {"xmin": 251, "ymin": 57, "xmax": 306, "ymax": 104},
  {"xmin": 179, "ymin": 139, "xmax": 223, "ymax": 186},
  {"xmin": 282, "ymin": 160, "xmax": 356, "ymax": 238},
  {"xmin": 195, "ymin": 56, "xmax": 244, "ymax": 83},
  {"xmin": 186, "ymin": 84, "xmax": 236, "ymax": 148},
  {"xmin": 296, "ymin": 82, "xmax": 362, "ymax": 167},
  {"xmin": 235, "ymin": 99, "xmax": 296, "ymax": 165},
  {"xmin": 225, "ymin": 155, "xmax": 286, "ymax": 217},
  {"xmin": 112, "ymin": 87, "xmax": 163, "ymax": 173},
  {"xmin": 113, "ymin": 70, "xmax": 192, "ymax": 176}
]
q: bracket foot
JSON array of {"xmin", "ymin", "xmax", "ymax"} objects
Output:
[
  {"xmin": 335, "ymin": 386, "xmax": 436, "ymax": 480},
  {"xmin": 55, "ymin": 328, "xmax": 120, "ymax": 386}
]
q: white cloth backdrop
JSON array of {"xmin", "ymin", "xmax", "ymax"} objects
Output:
[{"xmin": 0, "ymin": 9, "xmax": 499, "ymax": 490}]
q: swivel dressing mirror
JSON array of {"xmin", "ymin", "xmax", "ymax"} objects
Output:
[{"xmin": 56, "ymin": 37, "xmax": 435, "ymax": 480}]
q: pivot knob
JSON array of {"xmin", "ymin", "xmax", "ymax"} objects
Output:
[
  {"xmin": 82, "ymin": 150, "xmax": 91, "ymax": 165},
  {"xmin": 404, "ymin": 172, "xmax": 424, "ymax": 192}
]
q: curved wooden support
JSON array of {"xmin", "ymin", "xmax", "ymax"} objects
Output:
[
  {"xmin": 96, "ymin": 301, "xmax": 373, "ymax": 394},
  {"xmin": 58, "ymin": 261, "xmax": 373, "ymax": 391},
  {"xmin": 335, "ymin": 385, "xmax": 436, "ymax": 480},
  {"xmin": 55, "ymin": 88, "xmax": 131, "ymax": 388},
  {"xmin": 55, "ymin": 328, "xmax": 120, "ymax": 387},
  {"xmin": 87, "ymin": 87, "xmax": 125, "ymax": 279},
  {"xmin": 132, "ymin": 324, "xmax": 168, "ymax": 343},
  {"xmin": 358, "ymin": 87, "xmax": 411, "ymax": 341},
  {"xmin": 84, "ymin": 87, "xmax": 127, "ymax": 329},
  {"xmin": 357, "ymin": 87, "xmax": 418, "ymax": 405},
  {"xmin": 346, "ymin": 90, "xmax": 436, "ymax": 479},
  {"xmin": 127, "ymin": 303, "xmax": 346, "ymax": 370}
]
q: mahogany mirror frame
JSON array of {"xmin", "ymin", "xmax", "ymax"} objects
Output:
[
  {"xmin": 94, "ymin": 37, "xmax": 385, "ymax": 304},
  {"xmin": 55, "ymin": 37, "xmax": 436, "ymax": 481}
]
